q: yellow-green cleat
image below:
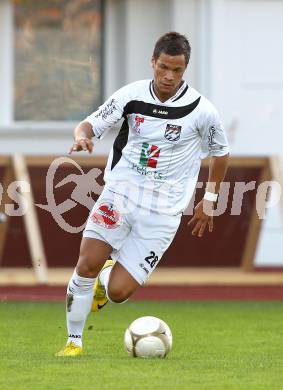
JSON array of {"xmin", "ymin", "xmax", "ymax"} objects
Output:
[
  {"xmin": 91, "ymin": 259, "xmax": 114, "ymax": 312},
  {"xmin": 55, "ymin": 342, "xmax": 82, "ymax": 357}
]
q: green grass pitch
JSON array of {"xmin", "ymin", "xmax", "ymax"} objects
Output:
[{"xmin": 1, "ymin": 300, "xmax": 283, "ymax": 389}]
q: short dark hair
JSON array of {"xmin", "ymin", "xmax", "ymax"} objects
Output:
[{"xmin": 153, "ymin": 32, "xmax": 191, "ymax": 66}]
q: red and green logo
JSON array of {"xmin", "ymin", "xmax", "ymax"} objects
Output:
[{"xmin": 139, "ymin": 142, "xmax": 160, "ymax": 168}]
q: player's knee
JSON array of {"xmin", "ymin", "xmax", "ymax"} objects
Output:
[
  {"xmin": 107, "ymin": 285, "xmax": 131, "ymax": 303},
  {"xmin": 76, "ymin": 254, "xmax": 98, "ymax": 278}
]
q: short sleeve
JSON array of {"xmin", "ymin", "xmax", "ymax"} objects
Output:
[
  {"xmin": 198, "ymin": 106, "xmax": 229, "ymax": 159},
  {"xmin": 84, "ymin": 85, "xmax": 130, "ymax": 139}
]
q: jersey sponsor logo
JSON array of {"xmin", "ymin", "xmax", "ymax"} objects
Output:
[
  {"xmin": 130, "ymin": 163, "xmax": 165, "ymax": 180},
  {"xmin": 130, "ymin": 142, "xmax": 165, "ymax": 179},
  {"xmin": 153, "ymin": 108, "xmax": 168, "ymax": 115},
  {"xmin": 91, "ymin": 202, "xmax": 122, "ymax": 229},
  {"xmin": 133, "ymin": 115, "xmax": 144, "ymax": 134},
  {"xmin": 139, "ymin": 142, "xmax": 160, "ymax": 168},
  {"xmin": 164, "ymin": 124, "xmax": 182, "ymax": 141}
]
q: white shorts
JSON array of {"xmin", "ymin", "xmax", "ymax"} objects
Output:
[{"xmin": 83, "ymin": 188, "xmax": 181, "ymax": 285}]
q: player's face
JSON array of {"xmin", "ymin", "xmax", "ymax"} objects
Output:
[{"xmin": 151, "ymin": 53, "xmax": 187, "ymax": 101}]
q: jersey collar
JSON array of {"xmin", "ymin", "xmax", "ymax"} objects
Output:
[{"xmin": 149, "ymin": 80, "xmax": 188, "ymax": 104}]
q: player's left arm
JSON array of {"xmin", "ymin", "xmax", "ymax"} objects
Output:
[
  {"xmin": 188, "ymin": 153, "xmax": 229, "ymax": 237},
  {"xmin": 188, "ymin": 104, "xmax": 230, "ymax": 237}
]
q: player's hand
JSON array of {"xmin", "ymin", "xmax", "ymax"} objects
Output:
[
  {"xmin": 187, "ymin": 199, "xmax": 214, "ymax": 237},
  {"xmin": 69, "ymin": 138, "xmax": 94, "ymax": 154}
]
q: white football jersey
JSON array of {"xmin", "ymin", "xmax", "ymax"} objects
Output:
[{"xmin": 85, "ymin": 80, "xmax": 229, "ymax": 215}]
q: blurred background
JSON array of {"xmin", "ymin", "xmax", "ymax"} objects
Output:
[{"xmin": 0, "ymin": 0, "xmax": 283, "ymax": 283}]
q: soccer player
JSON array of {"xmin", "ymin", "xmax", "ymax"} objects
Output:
[{"xmin": 56, "ymin": 32, "xmax": 229, "ymax": 356}]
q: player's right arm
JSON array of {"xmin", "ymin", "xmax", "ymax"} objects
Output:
[
  {"xmin": 69, "ymin": 84, "xmax": 131, "ymax": 154},
  {"xmin": 69, "ymin": 121, "xmax": 94, "ymax": 154}
]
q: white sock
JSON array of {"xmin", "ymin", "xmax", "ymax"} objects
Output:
[
  {"xmin": 99, "ymin": 265, "xmax": 112, "ymax": 290},
  {"xmin": 66, "ymin": 269, "xmax": 96, "ymax": 347}
]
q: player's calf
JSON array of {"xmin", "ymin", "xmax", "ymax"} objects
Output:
[{"xmin": 106, "ymin": 261, "xmax": 141, "ymax": 303}]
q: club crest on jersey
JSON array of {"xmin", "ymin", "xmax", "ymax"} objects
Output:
[
  {"xmin": 133, "ymin": 115, "xmax": 144, "ymax": 134},
  {"xmin": 164, "ymin": 124, "xmax": 182, "ymax": 142},
  {"xmin": 91, "ymin": 203, "xmax": 122, "ymax": 229}
]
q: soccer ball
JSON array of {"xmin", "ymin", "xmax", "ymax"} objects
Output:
[{"xmin": 124, "ymin": 316, "xmax": 172, "ymax": 358}]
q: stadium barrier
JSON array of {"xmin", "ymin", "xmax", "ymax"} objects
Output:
[{"xmin": 0, "ymin": 155, "xmax": 282, "ymax": 285}]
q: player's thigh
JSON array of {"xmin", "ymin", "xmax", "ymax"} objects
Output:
[
  {"xmin": 76, "ymin": 237, "xmax": 113, "ymax": 277},
  {"xmin": 84, "ymin": 188, "xmax": 131, "ymax": 251},
  {"xmin": 112, "ymin": 212, "xmax": 181, "ymax": 286},
  {"xmin": 79, "ymin": 189, "xmax": 131, "ymax": 277}
]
